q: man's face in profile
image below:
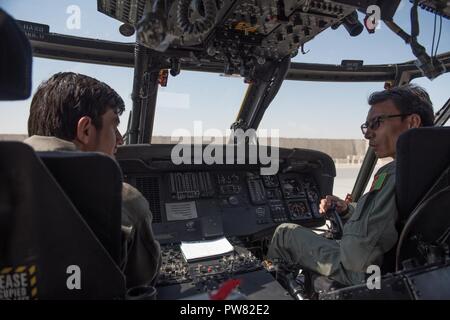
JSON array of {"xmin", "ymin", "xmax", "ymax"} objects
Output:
[
  {"xmin": 77, "ymin": 108, "xmax": 123, "ymax": 157},
  {"xmin": 95, "ymin": 109, "xmax": 123, "ymax": 156},
  {"xmin": 363, "ymin": 99, "xmax": 415, "ymax": 159}
]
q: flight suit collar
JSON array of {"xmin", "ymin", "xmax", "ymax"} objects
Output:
[
  {"xmin": 24, "ymin": 135, "xmax": 77, "ymax": 152},
  {"xmin": 376, "ymin": 160, "xmax": 396, "ymax": 175}
]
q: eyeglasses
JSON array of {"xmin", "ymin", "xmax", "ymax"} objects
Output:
[{"xmin": 360, "ymin": 114, "xmax": 411, "ymax": 135}]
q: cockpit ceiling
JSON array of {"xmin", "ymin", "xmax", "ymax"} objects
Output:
[
  {"xmin": 415, "ymin": 0, "xmax": 450, "ymax": 19},
  {"xmin": 97, "ymin": 1, "xmax": 377, "ymax": 75},
  {"xmin": 98, "ymin": 0, "xmax": 147, "ymax": 26}
]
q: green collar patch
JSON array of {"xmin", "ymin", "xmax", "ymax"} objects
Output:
[{"xmin": 370, "ymin": 172, "xmax": 388, "ymax": 192}]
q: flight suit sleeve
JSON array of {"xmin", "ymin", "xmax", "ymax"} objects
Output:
[
  {"xmin": 121, "ymin": 183, "xmax": 162, "ymax": 289},
  {"xmin": 340, "ymin": 202, "xmax": 356, "ymax": 221},
  {"xmin": 339, "ymin": 166, "xmax": 398, "ymax": 275}
]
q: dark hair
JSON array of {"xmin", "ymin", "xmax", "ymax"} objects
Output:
[
  {"xmin": 28, "ymin": 72, "xmax": 125, "ymax": 140},
  {"xmin": 368, "ymin": 84, "xmax": 434, "ymax": 127}
]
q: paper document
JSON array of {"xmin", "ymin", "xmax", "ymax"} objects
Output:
[{"xmin": 180, "ymin": 237, "xmax": 234, "ymax": 262}]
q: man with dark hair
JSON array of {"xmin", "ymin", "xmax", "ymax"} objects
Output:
[
  {"xmin": 267, "ymin": 84, "xmax": 434, "ymax": 287},
  {"xmin": 27, "ymin": 72, "xmax": 125, "ymax": 154},
  {"xmin": 367, "ymin": 85, "xmax": 434, "ymax": 127},
  {"xmin": 25, "ymin": 72, "xmax": 161, "ymax": 289}
]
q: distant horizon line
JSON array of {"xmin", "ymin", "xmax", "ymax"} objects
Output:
[{"xmin": 0, "ymin": 134, "xmax": 367, "ymax": 141}]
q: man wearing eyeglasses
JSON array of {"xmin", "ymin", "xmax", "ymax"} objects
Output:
[{"xmin": 267, "ymin": 84, "xmax": 434, "ymax": 288}]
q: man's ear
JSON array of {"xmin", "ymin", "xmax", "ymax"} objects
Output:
[
  {"xmin": 409, "ymin": 114, "xmax": 422, "ymax": 128},
  {"xmin": 75, "ymin": 116, "xmax": 95, "ymax": 146}
]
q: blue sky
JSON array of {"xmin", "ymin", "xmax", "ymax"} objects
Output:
[{"xmin": 1, "ymin": 0, "xmax": 449, "ymax": 139}]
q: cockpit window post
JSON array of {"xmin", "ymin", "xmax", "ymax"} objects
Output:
[{"xmin": 128, "ymin": 43, "xmax": 163, "ymax": 144}]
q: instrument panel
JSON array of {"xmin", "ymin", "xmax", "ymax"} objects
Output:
[
  {"xmin": 116, "ymin": 144, "xmax": 335, "ymax": 299},
  {"xmin": 163, "ymin": 170, "xmax": 321, "ymax": 220},
  {"xmin": 117, "ymin": 144, "xmax": 335, "ymax": 244}
]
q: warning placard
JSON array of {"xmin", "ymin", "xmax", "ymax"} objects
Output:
[{"xmin": 0, "ymin": 265, "xmax": 37, "ymax": 300}]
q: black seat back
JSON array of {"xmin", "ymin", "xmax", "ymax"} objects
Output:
[
  {"xmin": 396, "ymin": 127, "xmax": 450, "ymax": 225},
  {"xmin": 38, "ymin": 151, "xmax": 123, "ymax": 265},
  {"xmin": 0, "ymin": 142, "xmax": 125, "ymax": 299},
  {"xmin": 393, "ymin": 127, "xmax": 450, "ymax": 269},
  {"xmin": 0, "ymin": 9, "xmax": 32, "ymax": 100}
]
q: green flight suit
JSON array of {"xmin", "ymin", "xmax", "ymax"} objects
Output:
[
  {"xmin": 24, "ymin": 135, "xmax": 161, "ymax": 289},
  {"xmin": 267, "ymin": 161, "xmax": 398, "ymax": 285}
]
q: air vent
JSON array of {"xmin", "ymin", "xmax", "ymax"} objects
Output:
[{"xmin": 136, "ymin": 176, "xmax": 162, "ymax": 223}]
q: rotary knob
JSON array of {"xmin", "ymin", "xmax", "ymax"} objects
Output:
[{"xmin": 228, "ymin": 196, "xmax": 239, "ymax": 205}]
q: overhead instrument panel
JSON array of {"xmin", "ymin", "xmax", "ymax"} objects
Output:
[
  {"xmin": 412, "ymin": 0, "xmax": 450, "ymax": 19},
  {"xmin": 97, "ymin": 1, "xmax": 401, "ymax": 77}
]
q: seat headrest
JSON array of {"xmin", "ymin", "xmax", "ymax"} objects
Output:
[
  {"xmin": 396, "ymin": 127, "xmax": 450, "ymax": 222},
  {"xmin": 0, "ymin": 9, "xmax": 32, "ymax": 100}
]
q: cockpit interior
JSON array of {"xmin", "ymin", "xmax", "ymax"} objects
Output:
[{"xmin": 1, "ymin": 0, "xmax": 450, "ymax": 301}]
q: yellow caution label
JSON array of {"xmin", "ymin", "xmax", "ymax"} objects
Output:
[
  {"xmin": 0, "ymin": 265, "xmax": 38, "ymax": 300},
  {"xmin": 234, "ymin": 22, "xmax": 257, "ymax": 33}
]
